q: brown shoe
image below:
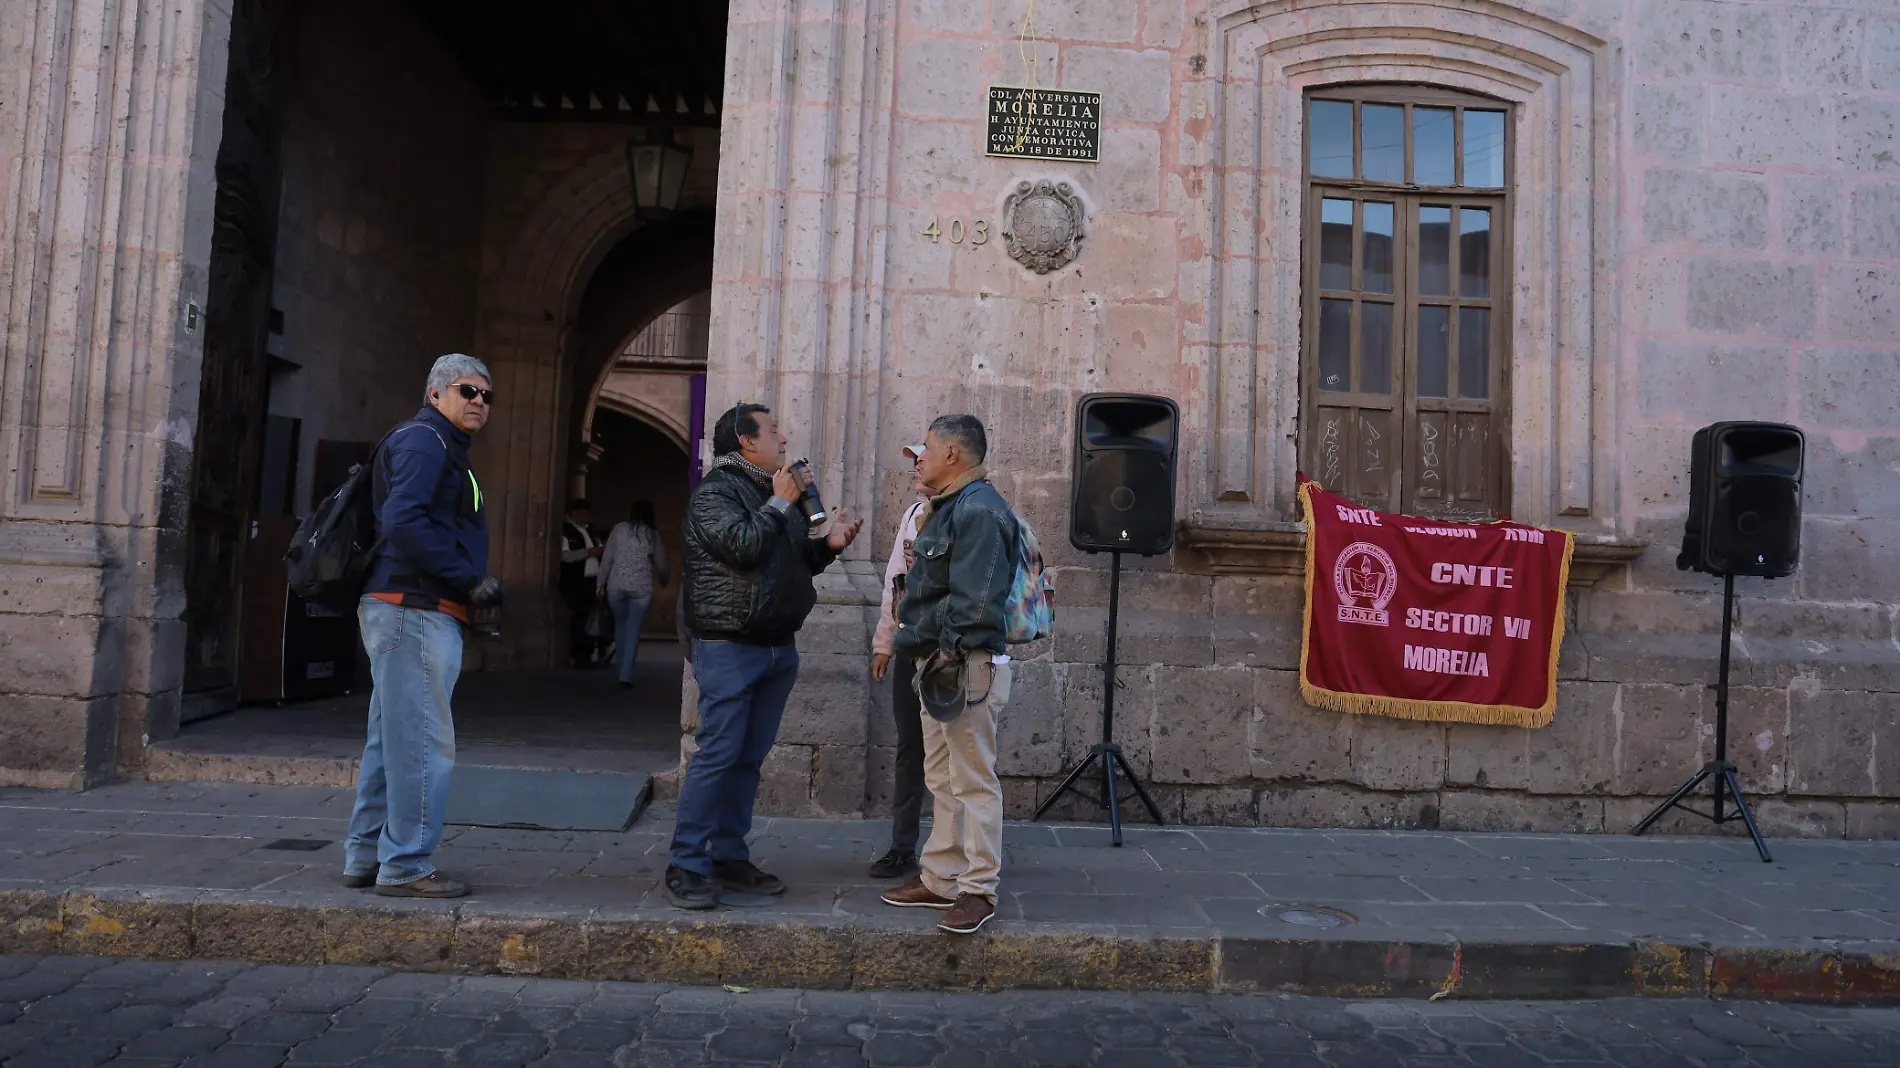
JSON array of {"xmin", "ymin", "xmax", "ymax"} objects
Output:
[
  {"xmin": 881, "ymin": 878, "xmax": 955, "ymax": 910},
  {"xmin": 374, "ymin": 873, "xmax": 468, "ymax": 899},
  {"xmin": 938, "ymin": 894, "xmax": 995, "ymax": 934}
]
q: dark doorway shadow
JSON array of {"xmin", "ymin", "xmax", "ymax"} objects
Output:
[
  {"xmin": 171, "ymin": 642, "xmax": 683, "ymax": 774},
  {"xmin": 587, "ymin": 407, "xmax": 691, "ymax": 643}
]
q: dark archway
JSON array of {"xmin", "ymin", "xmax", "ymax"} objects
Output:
[
  {"xmin": 564, "ymin": 211, "xmax": 715, "ymax": 478},
  {"xmin": 588, "ymin": 408, "xmax": 691, "ymax": 639}
]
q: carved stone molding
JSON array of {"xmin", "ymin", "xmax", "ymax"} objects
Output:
[
  {"xmin": 1176, "ymin": 517, "xmax": 1309, "ymax": 576},
  {"xmin": 1176, "ymin": 517, "xmax": 1647, "ymax": 587},
  {"xmin": 1564, "ymin": 535, "xmax": 1650, "ymax": 587}
]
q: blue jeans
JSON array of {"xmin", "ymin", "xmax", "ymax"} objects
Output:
[
  {"xmin": 345, "ymin": 597, "xmax": 460, "ymax": 885},
  {"xmin": 606, "ymin": 590, "xmax": 652, "ymax": 684},
  {"xmin": 669, "ymin": 639, "xmax": 799, "ymax": 876}
]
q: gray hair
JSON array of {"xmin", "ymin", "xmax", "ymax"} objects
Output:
[
  {"xmin": 425, "ymin": 353, "xmax": 491, "ymax": 401},
  {"xmin": 928, "ymin": 413, "xmax": 988, "ymax": 462}
]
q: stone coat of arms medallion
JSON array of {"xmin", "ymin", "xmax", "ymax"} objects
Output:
[{"xmin": 1002, "ymin": 180, "xmax": 1085, "ymax": 274}]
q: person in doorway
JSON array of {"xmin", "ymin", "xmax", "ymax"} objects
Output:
[
  {"xmin": 597, "ymin": 499, "xmax": 669, "ymax": 689},
  {"xmin": 667, "ymin": 402, "xmax": 863, "ymax": 909},
  {"xmin": 560, "ymin": 499, "xmax": 606, "ymax": 668},
  {"xmin": 867, "ymin": 442, "xmax": 931, "ymax": 880},
  {"xmin": 882, "ymin": 414, "xmax": 1017, "ymax": 935},
  {"xmin": 345, "ymin": 353, "xmax": 503, "ymax": 900}
]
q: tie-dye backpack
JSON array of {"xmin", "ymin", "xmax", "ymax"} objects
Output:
[{"xmin": 1004, "ymin": 515, "xmax": 1054, "ymax": 644}]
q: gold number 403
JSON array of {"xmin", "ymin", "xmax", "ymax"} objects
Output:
[{"xmin": 921, "ymin": 217, "xmax": 990, "ymax": 245}]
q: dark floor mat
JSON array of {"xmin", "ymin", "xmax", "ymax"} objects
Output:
[{"xmin": 446, "ymin": 765, "xmax": 652, "ymax": 831}]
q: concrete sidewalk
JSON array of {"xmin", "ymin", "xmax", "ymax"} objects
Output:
[{"xmin": 2, "ymin": 783, "xmax": 1897, "ymax": 1003}]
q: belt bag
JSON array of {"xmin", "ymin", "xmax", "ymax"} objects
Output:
[{"xmin": 915, "ymin": 651, "xmax": 992, "ymax": 722}]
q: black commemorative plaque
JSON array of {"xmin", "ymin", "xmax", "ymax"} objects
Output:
[{"xmin": 985, "ymin": 86, "xmax": 1100, "ymax": 163}]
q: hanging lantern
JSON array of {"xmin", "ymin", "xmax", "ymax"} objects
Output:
[{"xmin": 626, "ymin": 128, "xmax": 693, "ymax": 220}]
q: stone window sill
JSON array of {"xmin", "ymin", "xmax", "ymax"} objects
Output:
[{"xmin": 1176, "ymin": 516, "xmax": 1647, "ymax": 587}]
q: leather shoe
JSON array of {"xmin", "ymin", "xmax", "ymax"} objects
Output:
[
  {"xmin": 712, "ymin": 859, "xmax": 785, "ymax": 896},
  {"xmin": 868, "ymin": 849, "xmax": 919, "ymax": 880},
  {"xmin": 881, "ymin": 878, "xmax": 955, "ymax": 910},
  {"xmin": 938, "ymin": 893, "xmax": 996, "ymax": 934},
  {"xmin": 374, "ymin": 873, "xmax": 468, "ymax": 899},
  {"xmin": 666, "ymin": 865, "xmax": 718, "ymax": 910}
]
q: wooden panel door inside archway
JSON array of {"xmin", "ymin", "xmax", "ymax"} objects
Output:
[{"xmin": 181, "ymin": 0, "xmax": 285, "ymax": 714}]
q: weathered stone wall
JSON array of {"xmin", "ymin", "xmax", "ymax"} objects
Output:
[
  {"xmin": 0, "ymin": 0, "xmax": 229, "ymax": 786},
  {"xmin": 264, "ymin": 1, "xmax": 488, "ymax": 511},
  {"xmin": 709, "ymin": 0, "xmax": 1900, "ymax": 834}
]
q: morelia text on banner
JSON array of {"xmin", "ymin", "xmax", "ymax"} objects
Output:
[{"xmin": 1297, "ymin": 480, "xmax": 1574, "ymax": 728}]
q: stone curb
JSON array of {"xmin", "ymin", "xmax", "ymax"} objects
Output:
[{"xmin": 3, "ymin": 887, "xmax": 1896, "ymax": 1002}]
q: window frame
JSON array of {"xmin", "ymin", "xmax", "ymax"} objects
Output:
[{"xmin": 1299, "ymin": 84, "xmax": 1515, "ymax": 522}]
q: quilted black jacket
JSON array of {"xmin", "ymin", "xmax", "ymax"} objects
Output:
[{"xmin": 681, "ymin": 462, "xmax": 840, "ymax": 645}]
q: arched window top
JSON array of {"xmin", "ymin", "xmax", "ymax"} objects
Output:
[
  {"xmin": 1304, "ymin": 86, "xmax": 1512, "ymax": 192},
  {"xmin": 1306, "ymin": 82, "xmax": 1509, "ymax": 106}
]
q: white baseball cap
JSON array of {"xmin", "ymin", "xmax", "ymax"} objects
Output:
[{"xmin": 901, "ymin": 443, "xmax": 927, "ymax": 460}]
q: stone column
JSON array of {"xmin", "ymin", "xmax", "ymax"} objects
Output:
[
  {"xmin": 0, "ymin": 0, "xmax": 229, "ymax": 785},
  {"xmin": 694, "ymin": 0, "xmax": 898, "ymax": 815}
]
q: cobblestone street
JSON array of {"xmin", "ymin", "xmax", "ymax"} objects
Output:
[{"xmin": 4, "ymin": 955, "xmax": 1899, "ymax": 1068}]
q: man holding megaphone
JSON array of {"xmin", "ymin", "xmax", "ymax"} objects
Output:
[{"xmin": 666, "ymin": 402, "xmax": 862, "ymax": 910}]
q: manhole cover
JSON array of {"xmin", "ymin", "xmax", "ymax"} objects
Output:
[{"xmin": 1262, "ymin": 905, "xmax": 1356, "ymax": 929}]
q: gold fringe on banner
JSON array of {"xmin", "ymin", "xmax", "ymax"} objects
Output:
[{"xmin": 1294, "ymin": 481, "xmax": 1574, "ymax": 729}]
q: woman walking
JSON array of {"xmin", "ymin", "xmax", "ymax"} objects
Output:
[{"xmin": 597, "ymin": 500, "xmax": 669, "ymax": 688}]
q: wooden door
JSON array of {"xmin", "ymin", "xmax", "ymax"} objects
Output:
[{"xmin": 181, "ymin": 0, "xmax": 285, "ymax": 714}]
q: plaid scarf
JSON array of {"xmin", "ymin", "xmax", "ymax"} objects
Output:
[{"xmin": 709, "ymin": 451, "xmax": 775, "ymax": 489}]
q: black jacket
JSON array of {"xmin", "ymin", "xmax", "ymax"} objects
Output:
[
  {"xmin": 894, "ymin": 479, "xmax": 1015, "ymax": 660},
  {"xmin": 364, "ymin": 407, "xmax": 487, "ymax": 606},
  {"xmin": 682, "ymin": 460, "xmax": 840, "ymax": 645}
]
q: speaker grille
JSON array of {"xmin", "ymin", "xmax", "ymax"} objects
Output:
[
  {"xmin": 1708, "ymin": 475, "xmax": 1800, "ymax": 577},
  {"xmin": 1073, "ymin": 452, "xmax": 1172, "ymax": 553},
  {"xmin": 1681, "ymin": 422, "xmax": 1803, "ymax": 578}
]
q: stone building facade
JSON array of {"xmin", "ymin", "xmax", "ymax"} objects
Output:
[{"xmin": 2, "ymin": 0, "xmax": 1896, "ymax": 836}]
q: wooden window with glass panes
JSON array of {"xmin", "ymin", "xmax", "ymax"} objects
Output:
[{"xmin": 1301, "ymin": 87, "xmax": 1511, "ymax": 521}]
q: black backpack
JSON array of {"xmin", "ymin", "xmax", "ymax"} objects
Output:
[{"xmin": 285, "ymin": 422, "xmax": 442, "ymax": 607}]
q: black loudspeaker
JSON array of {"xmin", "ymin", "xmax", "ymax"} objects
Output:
[
  {"xmin": 1070, "ymin": 393, "xmax": 1179, "ymax": 556},
  {"xmin": 1677, "ymin": 421, "xmax": 1804, "ymax": 579}
]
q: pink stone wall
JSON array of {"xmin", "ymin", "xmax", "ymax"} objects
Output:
[
  {"xmin": 1622, "ymin": 0, "xmax": 1900, "ymax": 610},
  {"xmin": 2, "ymin": 0, "xmax": 1894, "ymax": 829},
  {"xmin": 0, "ymin": 0, "xmax": 229, "ymax": 786},
  {"xmin": 711, "ymin": 0, "xmax": 1900, "ymax": 833}
]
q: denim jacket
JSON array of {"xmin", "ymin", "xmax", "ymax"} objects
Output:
[{"xmin": 893, "ymin": 478, "xmax": 1015, "ymax": 660}]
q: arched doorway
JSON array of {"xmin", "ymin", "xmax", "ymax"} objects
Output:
[
  {"xmin": 150, "ymin": 0, "xmax": 723, "ymax": 782},
  {"xmin": 587, "ymin": 409, "xmax": 689, "ymax": 641}
]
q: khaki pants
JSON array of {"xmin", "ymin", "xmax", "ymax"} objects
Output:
[{"xmin": 918, "ymin": 661, "xmax": 1011, "ymax": 902}]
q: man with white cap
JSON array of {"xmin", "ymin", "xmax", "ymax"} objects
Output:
[{"xmin": 867, "ymin": 442, "xmax": 931, "ymax": 879}]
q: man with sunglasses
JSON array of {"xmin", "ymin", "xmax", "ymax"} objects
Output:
[{"xmin": 345, "ymin": 354, "xmax": 503, "ymax": 900}]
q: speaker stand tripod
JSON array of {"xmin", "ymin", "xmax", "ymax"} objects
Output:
[
  {"xmin": 1631, "ymin": 573, "xmax": 1772, "ymax": 863},
  {"xmin": 1035, "ymin": 551, "xmax": 1165, "ymax": 846}
]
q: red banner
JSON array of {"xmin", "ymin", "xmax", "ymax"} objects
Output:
[{"xmin": 1298, "ymin": 481, "xmax": 1573, "ymax": 727}]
